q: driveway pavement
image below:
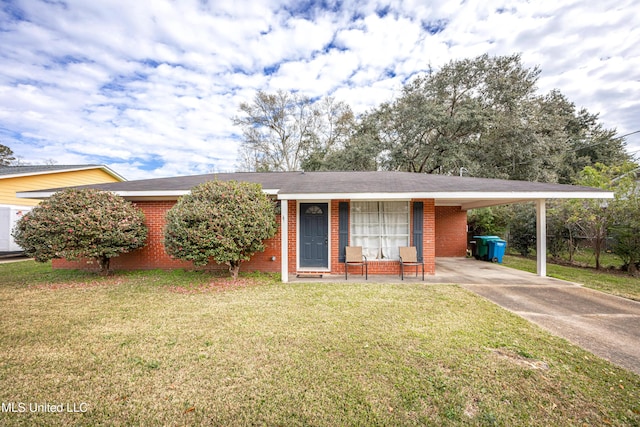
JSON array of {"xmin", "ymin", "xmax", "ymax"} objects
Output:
[
  {"xmin": 454, "ymin": 260, "xmax": 640, "ymax": 376},
  {"xmin": 295, "ymin": 258, "xmax": 640, "ymax": 375}
]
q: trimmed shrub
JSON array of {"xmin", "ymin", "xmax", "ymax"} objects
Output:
[
  {"xmin": 12, "ymin": 189, "xmax": 147, "ymax": 273},
  {"xmin": 164, "ymin": 180, "xmax": 278, "ymax": 279}
]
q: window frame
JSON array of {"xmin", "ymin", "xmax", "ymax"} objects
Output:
[{"xmin": 350, "ymin": 201, "xmax": 410, "ymax": 260}]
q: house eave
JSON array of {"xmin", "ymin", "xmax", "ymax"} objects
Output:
[
  {"xmin": 17, "ymin": 188, "xmax": 280, "ymax": 200},
  {"xmin": 1, "ymin": 165, "xmax": 126, "ymax": 181},
  {"xmin": 18, "ymin": 188, "xmax": 613, "ymax": 205},
  {"xmin": 278, "ymin": 191, "xmax": 614, "ymax": 202}
]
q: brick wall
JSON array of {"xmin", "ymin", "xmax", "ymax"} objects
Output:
[
  {"xmin": 53, "ymin": 200, "xmax": 282, "ymax": 273},
  {"xmin": 418, "ymin": 199, "xmax": 436, "ymax": 275},
  {"xmin": 52, "ymin": 197, "xmax": 467, "ymax": 276},
  {"xmin": 435, "ymin": 206, "xmax": 468, "ymax": 257},
  {"xmin": 331, "ymin": 199, "xmax": 437, "ymax": 276}
]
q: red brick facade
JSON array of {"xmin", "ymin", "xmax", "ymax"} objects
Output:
[
  {"xmin": 53, "ymin": 200, "xmax": 282, "ymax": 273},
  {"xmin": 53, "ymin": 198, "xmax": 467, "ymax": 277},
  {"xmin": 435, "ymin": 206, "xmax": 468, "ymax": 257}
]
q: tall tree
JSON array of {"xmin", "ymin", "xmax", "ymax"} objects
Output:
[
  {"xmin": 233, "ymin": 90, "xmax": 313, "ymax": 171},
  {"xmin": 606, "ymin": 163, "xmax": 640, "ymax": 275},
  {"xmin": 323, "ymin": 54, "xmax": 628, "ymax": 181},
  {"xmin": 233, "ymin": 91, "xmax": 353, "ymax": 172},
  {"xmin": 0, "ymin": 143, "xmax": 16, "ymax": 166},
  {"xmin": 363, "ymin": 56, "xmax": 489, "ymax": 174},
  {"xmin": 557, "ymin": 106, "xmax": 630, "ymax": 184},
  {"xmin": 566, "ymin": 164, "xmax": 618, "ymax": 270},
  {"xmin": 303, "ymin": 109, "xmax": 379, "ymax": 171}
]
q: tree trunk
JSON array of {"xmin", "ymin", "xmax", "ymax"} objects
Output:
[
  {"xmin": 228, "ymin": 260, "xmax": 241, "ymax": 281},
  {"xmin": 98, "ymin": 256, "xmax": 111, "ymax": 275},
  {"xmin": 594, "ymin": 238, "xmax": 602, "ymax": 270},
  {"xmin": 567, "ymin": 229, "xmax": 576, "ymax": 262},
  {"xmin": 629, "ymin": 260, "xmax": 639, "ymax": 277}
]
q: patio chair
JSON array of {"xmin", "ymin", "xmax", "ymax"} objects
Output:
[
  {"xmin": 345, "ymin": 246, "xmax": 368, "ymax": 280},
  {"xmin": 399, "ymin": 246, "xmax": 424, "ymax": 280}
]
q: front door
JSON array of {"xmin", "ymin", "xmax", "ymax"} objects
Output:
[{"xmin": 300, "ymin": 203, "xmax": 328, "ymax": 268}]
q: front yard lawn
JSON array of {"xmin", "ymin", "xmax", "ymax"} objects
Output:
[{"xmin": 1, "ymin": 261, "xmax": 638, "ymax": 426}]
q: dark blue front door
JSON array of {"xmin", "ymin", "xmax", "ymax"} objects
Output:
[{"xmin": 300, "ymin": 203, "xmax": 328, "ymax": 268}]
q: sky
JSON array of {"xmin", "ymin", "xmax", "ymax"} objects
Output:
[{"xmin": 0, "ymin": 0, "xmax": 639, "ymax": 180}]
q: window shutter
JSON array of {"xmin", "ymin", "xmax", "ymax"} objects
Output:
[
  {"xmin": 413, "ymin": 202, "xmax": 424, "ymax": 262},
  {"xmin": 338, "ymin": 202, "xmax": 349, "ymax": 262}
]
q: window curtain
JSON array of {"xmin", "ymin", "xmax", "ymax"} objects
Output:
[
  {"xmin": 351, "ymin": 201, "xmax": 409, "ymax": 260},
  {"xmin": 351, "ymin": 201, "xmax": 380, "ymax": 259},
  {"xmin": 380, "ymin": 202, "xmax": 409, "ymax": 260}
]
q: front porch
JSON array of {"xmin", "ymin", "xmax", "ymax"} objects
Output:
[{"xmin": 288, "ymin": 257, "xmax": 573, "ymax": 286}]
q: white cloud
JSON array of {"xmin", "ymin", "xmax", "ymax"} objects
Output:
[{"xmin": 0, "ymin": 0, "xmax": 638, "ymax": 180}]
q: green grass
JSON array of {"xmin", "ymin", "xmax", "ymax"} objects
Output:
[
  {"xmin": 1, "ymin": 261, "xmax": 639, "ymax": 426},
  {"xmin": 503, "ymin": 255, "xmax": 640, "ymax": 301},
  {"xmin": 566, "ymin": 250, "xmax": 623, "ymax": 270},
  {"xmin": 506, "ymin": 248, "xmax": 624, "ymax": 270}
]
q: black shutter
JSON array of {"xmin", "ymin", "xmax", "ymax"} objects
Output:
[
  {"xmin": 413, "ymin": 202, "xmax": 424, "ymax": 262},
  {"xmin": 338, "ymin": 202, "xmax": 349, "ymax": 262}
]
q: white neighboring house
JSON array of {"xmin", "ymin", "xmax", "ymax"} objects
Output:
[
  {"xmin": 0, "ymin": 206, "xmax": 30, "ymax": 252},
  {"xmin": 0, "ymin": 165, "xmax": 126, "ymax": 253}
]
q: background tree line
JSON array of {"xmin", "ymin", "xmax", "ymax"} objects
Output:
[
  {"xmin": 233, "ymin": 54, "xmax": 630, "ymax": 183},
  {"xmin": 469, "ymin": 162, "xmax": 640, "ymax": 276},
  {"xmin": 234, "ymin": 54, "xmax": 639, "ymax": 275}
]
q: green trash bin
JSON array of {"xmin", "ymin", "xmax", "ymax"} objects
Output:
[
  {"xmin": 472, "ymin": 236, "xmax": 500, "ymax": 260},
  {"xmin": 487, "ymin": 239, "xmax": 507, "ymax": 263}
]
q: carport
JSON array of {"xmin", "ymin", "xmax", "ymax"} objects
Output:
[{"xmin": 435, "ymin": 193, "xmax": 611, "ymax": 278}]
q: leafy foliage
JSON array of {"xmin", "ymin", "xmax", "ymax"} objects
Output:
[
  {"xmin": 302, "ymin": 112, "xmax": 381, "ymax": 171},
  {"xmin": 565, "ymin": 164, "xmax": 618, "ymax": 270},
  {"xmin": 506, "ymin": 203, "xmax": 537, "ymax": 257},
  {"xmin": 546, "ymin": 200, "xmax": 580, "ymax": 261},
  {"xmin": 246, "ymin": 55, "xmax": 629, "ymax": 181},
  {"xmin": 12, "ymin": 189, "xmax": 147, "ymax": 273},
  {"xmin": 467, "ymin": 207, "xmax": 507, "ymax": 237},
  {"xmin": 607, "ymin": 164, "xmax": 640, "ymax": 275},
  {"xmin": 541, "ymin": 162, "xmax": 640, "ymax": 273},
  {"xmin": 0, "ymin": 143, "xmax": 16, "ymax": 166},
  {"xmin": 164, "ymin": 180, "xmax": 278, "ymax": 279}
]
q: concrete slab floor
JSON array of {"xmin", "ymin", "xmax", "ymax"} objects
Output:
[{"xmin": 289, "ymin": 257, "xmax": 575, "ymax": 286}]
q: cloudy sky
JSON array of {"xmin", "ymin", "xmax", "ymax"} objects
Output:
[{"xmin": 1, "ymin": 0, "xmax": 639, "ymax": 180}]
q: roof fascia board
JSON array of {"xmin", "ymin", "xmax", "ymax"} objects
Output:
[
  {"xmin": 19, "ymin": 189, "xmax": 613, "ymax": 201},
  {"xmin": 278, "ymin": 191, "xmax": 614, "ymax": 201},
  {"xmin": 17, "ymin": 188, "xmax": 280, "ymax": 200},
  {"xmin": 100, "ymin": 166, "xmax": 127, "ymax": 181},
  {"xmin": 459, "ymin": 199, "xmax": 530, "ymax": 210},
  {"xmin": 0, "ymin": 165, "xmax": 126, "ymax": 181}
]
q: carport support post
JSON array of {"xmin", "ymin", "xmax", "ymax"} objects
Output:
[
  {"xmin": 536, "ymin": 199, "xmax": 547, "ymax": 277},
  {"xmin": 280, "ymin": 199, "xmax": 289, "ymax": 283}
]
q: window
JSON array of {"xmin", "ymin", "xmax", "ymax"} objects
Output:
[
  {"xmin": 305, "ymin": 205, "xmax": 324, "ymax": 215},
  {"xmin": 351, "ymin": 201, "xmax": 409, "ymax": 260}
]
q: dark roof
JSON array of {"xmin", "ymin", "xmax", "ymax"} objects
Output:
[
  {"xmin": 23, "ymin": 171, "xmax": 609, "ymax": 195},
  {"xmin": 0, "ymin": 164, "xmax": 124, "ymax": 180}
]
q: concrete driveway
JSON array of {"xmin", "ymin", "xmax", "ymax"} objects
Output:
[
  {"xmin": 452, "ymin": 259, "xmax": 640, "ymax": 376},
  {"xmin": 291, "ymin": 258, "xmax": 640, "ymax": 374}
]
